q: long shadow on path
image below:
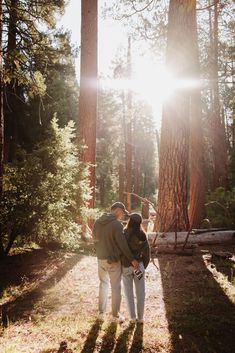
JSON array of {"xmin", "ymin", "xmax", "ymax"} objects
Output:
[
  {"xmin": 80, "ymin": 319, "xmax": 103, "ymax": 353},
  {"xmin": 129, "ymin": 323, "xmax": 143, "ymax": 353},
  {"xmin": 0, "ymin": 249, "xmax": 82, "ymax": 325},
  {"xmin": 99, "ymin": 322, "xmax": 118, "ymax": 353},
  {"xmin": 80, "ymin": 321, "xmax": 141, "ymax": 353},
  {"xmin": 158, "ymin": 245, "xmax": 235, "ymax": 353},
  {"xmin": 113, "ymin": 322, "xmax": 135, "ymax": 353}
]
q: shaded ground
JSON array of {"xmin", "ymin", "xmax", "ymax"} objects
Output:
[{"xmin": 0, "ymin": 244, "xmax": 234, "ymax": 353}]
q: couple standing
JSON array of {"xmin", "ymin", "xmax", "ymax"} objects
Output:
[{"xmin": 93, "ymin": 202, "xmax": 150, "ymax": 324}]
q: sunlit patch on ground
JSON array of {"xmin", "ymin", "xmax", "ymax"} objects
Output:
[{"xmin": 0, "ymin": 246, "xmax": 234, "ymax": 352}]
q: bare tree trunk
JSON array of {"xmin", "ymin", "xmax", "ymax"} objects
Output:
[
  {"xmin": 78, "ymin": 0, "xmax": 98, "ymax": 208},
  {"xmin": 0, "ymin": 0, "xmax": 3, "ymax": 194},
  {"xmin": 118, "ymin": 164, "xmax": 125, "ymax": 202},
  {"xmin": 133, "ymin": 121, "xmax": 141, "ymax": 207},
  {"xmin": 5, "ymin": 0, "xmax": 18, "ymax": 162},
  {"xmin": 156, "ymin": 129, "xmax": 160, "ymax": 188},
  {"xmin": 210, "ymin": 1, "xmax": 227, "ymax": 187},
  {"xmin": 189, "ymin": 3, "xmax": 205, "ymax": 228},
  {"xmin": 133, "ymin": 157, "xmax": 141, "ymax": 201},
  {"xmin": 156, "ymin": 0, "xmax": 195, "ymax": 231},
  {"xmin": 0, "ymin": 0, "xmax": 5, "ymax": 257},
  {"xmin": 125, "ymin": 37, "xmax": 133, "ymax": 211},
  {"xmin": 189, "ymin": 90, "xmax": 205, "ymax": 228}
]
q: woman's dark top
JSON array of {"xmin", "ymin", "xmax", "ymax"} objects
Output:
[{"xmin": 122, "ymin": 228, "xmax": 150, "ymax": 268}]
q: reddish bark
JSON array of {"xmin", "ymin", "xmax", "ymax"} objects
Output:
[
  {"xmin": 210, "ymin": 1, "xmax": 227, "ymax": 187},
  {"xmin": 5, "ymin": 0, "xmax": 18, "ymax": 162},
  {"xmin": 78, "ymin": 0, "xmax": 98, "ymax": 208},
  {"xmin": 0, "ymin": 0, "xmax": 3, "ymax": 194},
  {"xmin": 156, "ymin": 0, "xmax": 198, "ymax": 231},
  {"xmin": 125, "ymin": 37, "xmax": 133, "ymax": 211},
  {"xmin": 188, "ymin": 2, "xmax": 205, "ymax": 228},
  {"xmin": 118, "ymin": 164, "xmax": 125, "ymax": 203}
]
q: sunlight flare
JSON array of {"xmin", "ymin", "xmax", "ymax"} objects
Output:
[{"xmin": 100, "ymin": 59, "xmax": 201, "ymax": 121}]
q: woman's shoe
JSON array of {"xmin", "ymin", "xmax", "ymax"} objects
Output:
[{"xmin": 137, "ymin": 319, "xmax": 144, "ymax": 324}]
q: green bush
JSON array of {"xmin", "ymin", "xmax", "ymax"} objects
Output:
[
  {"xmin": 206, "ymin": 187, "xmax": 235, "ymax": 228},
  {"xmin": 0, "ymin": 117, "xmax": 91, "ymax": 254}
]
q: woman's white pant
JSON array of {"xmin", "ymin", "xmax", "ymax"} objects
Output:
[{"xmin": 122, "ymin": 262, "xmax": 145, "ymax": 320}]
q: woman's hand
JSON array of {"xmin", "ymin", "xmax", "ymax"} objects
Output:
[{"xmin": 131, "ymin": 259, "xmax": 139, "ymax": 270}]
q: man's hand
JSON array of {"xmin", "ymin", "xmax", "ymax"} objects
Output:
[{"xmin": 131, "ymin": 259, "xmax": 139, "ymax": 270}]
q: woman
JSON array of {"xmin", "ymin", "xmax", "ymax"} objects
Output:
[{"xmin": 122, "ymin": 213, "xmax": 150, "ymax": 323}]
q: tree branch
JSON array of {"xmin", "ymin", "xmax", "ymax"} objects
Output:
[
  {"xmin": 196, "ymin": 0, "xmax": 219, "ymax": 11},
  {"xmin": 116, "ymin": 0, "xmax": 155, "ymax": 19}
]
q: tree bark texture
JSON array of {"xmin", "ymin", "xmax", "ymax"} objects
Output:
[
  {"xmin": 188, "ymin": 3, "xmax": 206, "ymax": 228},
  {"xmin": 0, "ymin": 0, "xmax": 3, "ymax": 194},
  {"xmin": 78, "ymin": 0, "xmax": 98, "ymax": 208},
  {"xmin": 148, "ymin": 230, "xmax": 235, "ymax": 246},
  {"xmin": 125, "ymin": 37, "xmax": 133, "ymax": 211},
  {"xmin": 156, "ymin": 0, "xmax": 197, "ymax": 231},
  {"xmin": 4, "ymin": 0, "xmax": 18, "ymax": 162},
  {"xmin": 210, "ymin": 1, "xmax": 228, "ymax": 188},
  {"xmin": 118, "ymin": 164, "xmax": 125, "ymax": 203}
]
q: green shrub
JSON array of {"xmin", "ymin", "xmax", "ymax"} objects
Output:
[
  {"xmin": 0, "ymin": 117, "xmax": 91, "ymax": 254},
  {"xmin": 206, "ymin": 187, "xmax": 235, "ymax": 228}
]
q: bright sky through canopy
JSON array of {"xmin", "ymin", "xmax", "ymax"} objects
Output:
[{"xmin": 58, "ymin": 0, "xmax": 199, "ymax": 127}]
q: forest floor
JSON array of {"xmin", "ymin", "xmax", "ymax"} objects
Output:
[{"xmin": 0, "ymin": 244, "xmax": 235, "ymax": 353}]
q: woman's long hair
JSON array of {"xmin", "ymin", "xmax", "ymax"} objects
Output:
[{"xmin": 125, "ymin": 214, "xmax": 146, "ymax": 240}]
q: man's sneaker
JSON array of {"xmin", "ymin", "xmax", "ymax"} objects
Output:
[
  {"xmin": 112, "ymin": 314, "xmax": 125, "ymax": 323},
  {"xmin": 98, "ymin": 313, "xmax": 105, "ymax": 322},
  {"xmin": 130, "ymin": 318, "xmax": 137, "ymax": 324}
]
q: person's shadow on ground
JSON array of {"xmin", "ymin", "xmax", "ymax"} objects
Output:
[
  {"xmin": 99, "ymin": 321, "xmax": 117, "ymax": 353},
  {"xmin": 129, "ymin": 323, "xmax": 144, "ymax": 353},
  {"xmin": 113, "ymin": 322, "xmax": 136, "ymax": 353},
  {"xmin": 80, "ymin": 319, "xmax": 103, "ymax": 353},
  {"xmin": 80, "ymin": 320, "xmax": 143, "ymax": 353}
]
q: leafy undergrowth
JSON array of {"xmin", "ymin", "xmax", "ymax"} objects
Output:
[{"xmin": 0, "ymin": 244, "xmax": 234, "ymax": 353}]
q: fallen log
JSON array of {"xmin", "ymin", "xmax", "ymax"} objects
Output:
[
  {"xmin": 192, "ymin": 228, "xmax": 229, "ymax": 234},
  {"xmin": 155, "ymin": 245, "xmax": 198, "ymax": 256},
  {"xmin": 211, "ymin": 251, "xmax": 233, "ymax": 260},
  {"xmin": 147, "ymin": 230, "xmax": 235, "ymax": 246}
]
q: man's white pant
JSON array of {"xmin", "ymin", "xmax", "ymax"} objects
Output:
[{"xmin": 98, "ymin": 259, "xmax": 122, "ymax": 318}]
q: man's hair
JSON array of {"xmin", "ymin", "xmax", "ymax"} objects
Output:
[{"xmin": 110, "ymin": 202, "xmax": 129, "ymax": 215}]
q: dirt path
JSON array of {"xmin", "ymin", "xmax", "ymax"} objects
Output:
[{"xmin": 0, "ymin": 245, "xmax": 235, "ymax": 353}]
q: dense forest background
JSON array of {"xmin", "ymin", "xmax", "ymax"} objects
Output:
[{"xmin": 0, "ymin": 0, "xmax": 234, "ymax": 256}]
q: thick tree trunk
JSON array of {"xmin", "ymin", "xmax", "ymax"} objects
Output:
[
  {"xmin": 133, "ymin": 89, "xmax": 141, "ymax": 208},
  {"xmin": 5, "ymin": 0, "xmax": 18, "ymax": 162},
  {"xmin": 78, "ymin": 0, "xmax": 98, "ymax": 208},
  {"xmin": 189, "ymin": 90, "xmax": 205, "ymax": 228},
  {"xmin": 210, "ymin": 1, "xmax": 227, "ymax": 188},
  {"xmin": 133, "ymin": 154, "xmax": 141, "ymax": 207},
  {"xmin": 188, "ymin": 7, "xmax": 205, "ymax": 228},
  {"xmin": 0, "ymin": 0, "xmax": 5, "ymax": 257},
  {"xmin": 156, "ymin": 94, "xmax": 190, "ymax": 231},
  {"xmin": 118, "ymin": 164, "xmax": 125, "ymax": 203},
  {"xmin": 155, "ymin": 129, "xmax": 160, "ymax": 188},
  {"xmin": 156, "ymin": 0, "xmax": 196, "ymax": 231},
  {"xmin": 0, "ymin": 0, "xmax": 3, "ymax": 194}
]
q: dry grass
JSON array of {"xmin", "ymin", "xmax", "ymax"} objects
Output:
[{"xmin": 0, "ymin": 244, "xmax": 234, "ymax": 353}]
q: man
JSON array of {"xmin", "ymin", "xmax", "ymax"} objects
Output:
[{"xmin": 93, "ymin": 202, "xmax": 139, "ymax": 323}]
